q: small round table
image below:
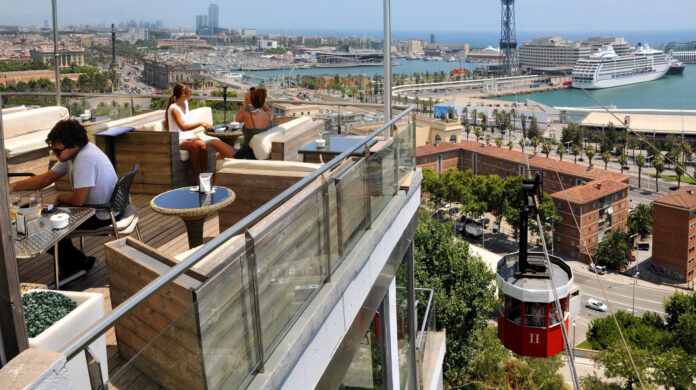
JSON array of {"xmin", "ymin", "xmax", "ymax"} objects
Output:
[
  {"xmin": 204, "ymin": 129, "xmax": 243, "ymax": 147},
  {"xmin": 150, "ymin": 186, "xmax": 235, "ymax": 248}
]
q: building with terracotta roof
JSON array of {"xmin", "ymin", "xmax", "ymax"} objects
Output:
[
  {"xmin": 652, "ymin": 187, "xmax": 696, "ymax": 282},
  {"xmin": 416, "ymin": 140, "xmax": 631, "ymax": 262},
  {"xmin": 551, "ymin": 179, "xmax": 630, "ymax": 262}
]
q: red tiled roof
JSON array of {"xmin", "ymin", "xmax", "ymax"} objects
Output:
[
  {"xmin": 416, "ymin": 142, "xmax": 461, "ymax": 155},
  {"xmin": 550, "ymin": 178, "xmax": 629, "ymax": 204},
  {"xmin": 653, "ymin": 186, "xmax": 696, "ymax": 211}
]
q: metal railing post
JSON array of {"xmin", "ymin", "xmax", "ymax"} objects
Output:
[
  {"xmin": 51, "ymin": 0, "xmax": 61, "ymax": 106},
  {"xmin": 383, "ymin": 0, "xmax": 392, "ymax": 131},
  {"xmin": 85, "ymin": 346, "xmax": 104, "ymax": 390},
  {"xmin": 245, "ymin": 230, "xmax": 265, "ymax": 373},
  {"xmin": 411, "ymin": 111, "xmax": 417, "ymax": 169},
  {"xmin": 321, "ymin": 175, "xmax": 333, "ymax": 282},
  {"xmin": 393, "ymin": 125, "xmax": 400, "ymax": 191},
  {"xmin": 364, "ymin": 144, "xmax": 372, "ymax": 230}
]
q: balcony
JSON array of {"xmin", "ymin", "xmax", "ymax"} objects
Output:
[{"xmin": 0, "ymin": 96, "xmax": 428, "ymax": 388}]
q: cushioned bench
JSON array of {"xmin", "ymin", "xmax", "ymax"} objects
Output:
[{"xmin": 2, "ymin": 106, "xmax": 69, "ymax": 178}]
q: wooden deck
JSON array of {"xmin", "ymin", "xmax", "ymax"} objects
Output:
[{"xmin": 17, "ymin": 185, "xmax": 220, "ymax": 380}]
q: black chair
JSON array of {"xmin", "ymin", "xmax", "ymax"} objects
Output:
[{"xmin": 68, "ymin": 164, "xmax": 142, "ymax": 249}]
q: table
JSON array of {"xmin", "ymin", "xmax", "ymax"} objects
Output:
[
  {"xmin": 298, "ymin": 136, "xmax": 378, "ymax": 163},
  {"xmin": 14, "ymin": 207, "xmax": 95, "ymax": 289},
  {"xmin": 150, "ymin": 186, "xmax": 235, "ymax": 248},
  {"xmin": 205, "ymin": 124, "xmax": 243, "ymax": 147},
  {"xmin": 76, "ymin": 116, "xmax": 110, "ymax": 127}
]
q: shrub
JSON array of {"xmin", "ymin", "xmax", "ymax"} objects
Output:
[{"xmin": 22, "ymin": 291, "xmax": 77, "ymax": 337}]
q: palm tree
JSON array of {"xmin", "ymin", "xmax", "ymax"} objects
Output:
[
  {"xmin": 636, "ymin": 154, "xmax": 645, "ymax": 188},
  {"xmin": 464, "ymin": 124, "xmax": 472, "ymax": 141},
  {"xmin": 478, "ymin": 112, "xmax": 487, "ymax": 133},
  {"xmin": 485, "ymin": 134, "xmax": 491, "ymax": 145},
  {"xmin": 675, "ymin": 162, "xmax": 686, "ymax": 188},
  {"xmin": 602, "ymin": 151, "xmax": 612, "ymax": 170},
  {"xmin": 652, "ymin": 154, "xmax": 665, "ymax": 191},
  {"xmin": 471, "ymin": 109, "xmax": 478, "ymax": 128},
  {"xmin": 530, "ymin": 136, "xmax": 539, "ymax": 155},
  {"xmin": 474, "ymin": 128, "xmax": 482, "ymax": 142},
  {"xmin": 556, "ymin": 144, "xmax": 566, "ymax": 161},
  {"xmin": 462, "ymin": 107, "xmax": 469, "ymax": 126},
  {"xmin": 541, "ymin": 141, "xmax": 552, "ymax": 158},
  {"xmin": 618, "ymin": 154, "xmax": 628, "ymax": 174},
  {"xmin": 507, "ymin": 140, "xmax": 514, "ymax": 150},
  {"xmin": 585, "ymin": 145, "xmax": 596, "ymax": 167},
  {"xmin": 495, "ymin": 137, "xmax": 503, "ymax": 147}
]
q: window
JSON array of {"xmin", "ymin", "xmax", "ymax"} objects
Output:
[
  {"xmin": 449, "ymin": 135, "xmax": 457, "ymax": 143},
  {"xmin": 571, "ymin": 240, "xmax": 575, "ymax": 247},
  {"xmin": 506, "ymin": 297, "xmax": 522, "ymax": 325},
  {"xmin": 689, "ymin": 258, "xmax": 694, "ymax": 264},
  {"xmin": 525, "ymin": 302, "xmax": 547, "ymax": 328}
]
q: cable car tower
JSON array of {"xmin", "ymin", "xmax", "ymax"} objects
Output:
[
  {"xmin": 499, "ymin": 0, "xmax": 519, "ymax": 75},
  {"xmin": 496, "ymin": 174, "xmax": 575, "ymax": 358}
]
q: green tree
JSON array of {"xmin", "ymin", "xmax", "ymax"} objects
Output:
[
  {"xmin": 618, "ymin": 154, "xmax": 628, "ymax": 174},
  {"xmin": 507, "ymin": 140, "xmax": 514, "ymax": 150},
  {"xmin": 530, "ymin": 136, "xmax": 539, "ymax": 155},
  {"xmin": 602, "ymin": 151, "xmax": 612, "ymax": 170},
  {"xmin": 652, "ymin": 348, "xmax": 696, "ymax": 390},
  {"xmin": 474, "ymin": 127, "xmax": 482, "ymax": 142},
  {"xmin": 593, "ymin": 230, "xmax": 632, "ymax": 270},
  {"xmin": 464, "ymin": 124, "xmax": 472, "ymax": 141},
  {"xmin": 414, "ymin": 211, "xmax": 497, "ymax": 384},
  {"xmin": 585, "ymin": 145, "xmax": 596, "ymax": 167},
  {"xmin": 593, "ymin": 341, "xmax": 651, "ymax": 389},
  {"xmin": 541, "ymin": 141, "xmax": 552, "ymax": 158},
  {"xmin": 572, "ymin": 144, "xmax": 581, "ymax": 164},
  {"xmin": 652, "ymin": 154, "xmax": 665, "ymax": 191},
  {"xmin": 675, "ymin": 161, "xmax": 686, "ymax": 188},
  {"xmin": 635, "ymin": 155, "xmax": 645, "ymax": 189},
  {"xmin": 485, "ymin": 134, "xmax": 491, "ymax": 145},
  {"xmin": 495, "ymin": 137, "xmax": 503, "ymax": 147},
  {"xmin": 528, "ymin": 116, "xmax": 540, "ymax": 140},
  {"xmin": 628, "ymin": 204, "xmax": 653, "ymax": 239},
  {"xmin": 556, "ymin": 144, "xmax": 566, "ymax": 161}
]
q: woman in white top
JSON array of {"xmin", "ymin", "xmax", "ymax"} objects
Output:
[{"xmin": 164, "ymin": 83, "xmax": 213, "ymax": 178}]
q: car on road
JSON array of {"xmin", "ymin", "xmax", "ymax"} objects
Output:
[
  {"xmin": 586, "ymin": 298, "xmax": 608, "ymax": 312},
  {"xmin": 589, "ymin": 264, "xmax": 607, "ymax": 274},
  {"xmin": 669, "ymin": 185, "xmax": 679, "ymax": 191}
]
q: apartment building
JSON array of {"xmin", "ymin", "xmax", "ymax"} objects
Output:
[
  {"xmin": 551, "ymin": 179, "xmax": 630, "ymax": 262},
  {"xmin": 416, "ymin": 142, "xmax": 630, "ymax": 262},
  {"xmin": 652, "ymin": 187, "xmax": 696, "ymax": 282}
]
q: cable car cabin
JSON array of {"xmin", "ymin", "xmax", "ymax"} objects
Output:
[{"xmin": 496, "ymin": 252, "xmax": 574, "ymax": 358}]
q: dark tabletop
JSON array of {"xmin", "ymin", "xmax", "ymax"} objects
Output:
[
  {"xmin": 152, "ymin": 186, "xmax": 234, "ymax": 211},
  {"xmin": 299, "ymin": 136, "xmax": 378, "ymax": 156}
]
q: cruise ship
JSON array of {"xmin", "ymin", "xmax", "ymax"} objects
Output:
[
  {"xmin": 667, "ymin": 55, "xmax": 686, "ymax": 75},
  {"xmin": 571, "ymin": 43, "xmax": 669, "ymax": 89}
]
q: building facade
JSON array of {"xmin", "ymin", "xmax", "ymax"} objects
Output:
[
  {"xmin": 652, "ymin": 187, "xmax": 696, "ymax": 282},
  {"xmin": 519, "ymin": 37, "xmax": 590, "ymax": 73},
  {"xmin": 29, "ymin": 47, "xmax": 84, "ymax": 68},
  {"xmin": 143, "ymin": 59, "xmax": 205, "ymax": 89}
]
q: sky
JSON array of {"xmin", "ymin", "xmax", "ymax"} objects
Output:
[{"xmin": 1, "ymin": 0, "xmax": 696, "ymax": 36}]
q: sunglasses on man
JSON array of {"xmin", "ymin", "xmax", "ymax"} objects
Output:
[{"xmin": 50, "ymin": 147, "xmax": 66, "ymax": 155}]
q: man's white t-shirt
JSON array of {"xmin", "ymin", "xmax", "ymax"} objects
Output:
[{"xmin": 52, "ymin": 143, "xmax": 118, "ymax": 220}]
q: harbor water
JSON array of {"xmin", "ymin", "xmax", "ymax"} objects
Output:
[{"xmin": 496, "ymin": 64, "xmax": 696, "ymax": 110}]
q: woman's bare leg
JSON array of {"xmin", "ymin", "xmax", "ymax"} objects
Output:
[
  {"xmin": 210, "ymin": 139, "xmax": 235, "ymax": 159},
  {"xmin": 194, "ymin": 139, "xmax": 207, "ymax": 173},
  {"xmin": 180, "ymin": 140, "xmax": 202, "ymax": 178}
]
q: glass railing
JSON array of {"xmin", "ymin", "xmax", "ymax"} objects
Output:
[
  {"xmin": 27, "ymin": 96, "xmax": 418, "ymax": 389},
  {"xmin": 414, "ymin": 287, "xmax": 435, "ymax": 390}
]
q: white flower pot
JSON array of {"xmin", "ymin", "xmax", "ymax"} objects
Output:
[{"xmin": 25, "ymin": 290, "xmax": 108, "ymax": 390}]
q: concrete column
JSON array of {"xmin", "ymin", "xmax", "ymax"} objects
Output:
[{"xmin": 387, "ymin": 278, "xmax": 400, "ymax": 388}]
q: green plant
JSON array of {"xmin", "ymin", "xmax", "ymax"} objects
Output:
[{"xmin": 23, "ymin": 291, "xmax": 77, "ymax": 337}]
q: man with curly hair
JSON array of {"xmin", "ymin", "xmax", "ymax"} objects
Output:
[{"xmin": 10, "ymin": 119, "xmax": 118, "ymax": 278}]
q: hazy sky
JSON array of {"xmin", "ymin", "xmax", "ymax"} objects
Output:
[{"xmin": 2, "ymin": 0, "xmax": 696, "ymax": 34}]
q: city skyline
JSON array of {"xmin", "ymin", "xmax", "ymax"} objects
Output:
[{"xmin": 1, "ymin": 0, "xmax": 696, "ymax": 34}]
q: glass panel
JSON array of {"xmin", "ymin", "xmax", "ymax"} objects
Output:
[
  {"xmin": 106, "ymin": 255, "xmax": 258, "ymax": 390},
  {"xmin": 524, "ymin": 302, "xmax": 547, "ymax": 328},
  {"xmin": 396, "ymin": 270, "xmax": 412, "ymax": 389},
  {"xmin": 253, "ymin": 182, "xmax": 329, "ymax": 355},
  {"xmin": 506, "ymin": 296, "xmax": 522, "ymax": 325},
  {"xmin": 340, "ymin": 318, "xmax": 382, "ymax": 389},
  {"xmin": 334, "ymin": 158, "xmax": 368, "ymax": 260},
  {"xmin": 550, "ymin": 300, "xmax": 563, "ymax": 326},
  {"xmin": 368, "ymin": 136, "xmax": 397, "ymax": 220}
]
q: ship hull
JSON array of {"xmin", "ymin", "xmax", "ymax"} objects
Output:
[
  {"xmin": 667, "ymin": 65, "xmax": 685, "ymax": 75},
  {"xmin": 572, "ymin": 68, "xmax": 668, "ymax": 89}
]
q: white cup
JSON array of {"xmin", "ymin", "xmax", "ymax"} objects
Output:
[{"xmin": 316, "ymin": 139, "xmax": 326, "ymax": 148}]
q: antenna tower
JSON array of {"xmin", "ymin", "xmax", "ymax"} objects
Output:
[
  {"xmin": 111, "ymin": 24, "xmax": 116, "ymax": 70},
  {"xmin": 499, "ymin": 0, "xmax": 519, "ymax": 75}
]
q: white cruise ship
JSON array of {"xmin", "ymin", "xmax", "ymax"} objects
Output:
[{"xmin": 571, "ymin": 43, "xmax": 669, "ymax": 89}]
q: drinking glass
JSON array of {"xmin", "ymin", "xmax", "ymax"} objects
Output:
[{"xmin": 9, "ymin": 194, "xmax": 20, "ymax": 222}]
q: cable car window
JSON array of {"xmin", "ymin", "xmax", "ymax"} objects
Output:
[
  {"xmin": 549, "ymin": 302, "xmax": 562, "ymax": 326},
  {"xmin": 524, "ymin": 302, "xmax": 546, "ymax": 328},
  {"xmin": 506, "ymin": 297, "xmax": 522, "ymax": 325}
]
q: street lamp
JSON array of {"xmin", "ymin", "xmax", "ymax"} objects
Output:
[{"xmin": 632, "ymin": 271, "xmax": 640, "ymax": 316}]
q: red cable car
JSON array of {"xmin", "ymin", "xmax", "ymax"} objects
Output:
[{"xmin": 496, "ymin": 174, "xmax": 575, "ymax": 358}]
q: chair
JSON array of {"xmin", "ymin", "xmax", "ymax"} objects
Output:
[{"xmin": 68, "ymin": 164, "xmax": 142, "ymax": 250}]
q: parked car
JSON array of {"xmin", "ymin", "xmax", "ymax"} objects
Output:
[
  {"xmin": 669, "ymin": 185, "xmax": 679, "ymax": 191},
  {"xmin": 589, "ymin": 264, "xmax": 607, "ymax": 275},
  {"xmin": 586, "ymin": 298, "xmax": 608, "ymax": 312}
]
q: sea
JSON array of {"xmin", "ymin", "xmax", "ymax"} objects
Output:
[{"xmin": 249, "ymin": 29, "xmax": 696, "ymax": 110}]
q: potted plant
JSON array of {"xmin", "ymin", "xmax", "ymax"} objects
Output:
[{"xmin": 23, "ymin": 290, "xmax": 108, "ymax": 389}]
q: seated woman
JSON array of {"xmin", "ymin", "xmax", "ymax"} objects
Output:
[
  {"xmin": 164, "ymin": 83, "xmax": 214, "ymax": 178},
  {"xmin": 165, "ymin": 83, "xmax": 238, "ymax": 169},
  {"xmin": 232, "ymin": 88, "xmax": 274, "ymax": 160}
]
